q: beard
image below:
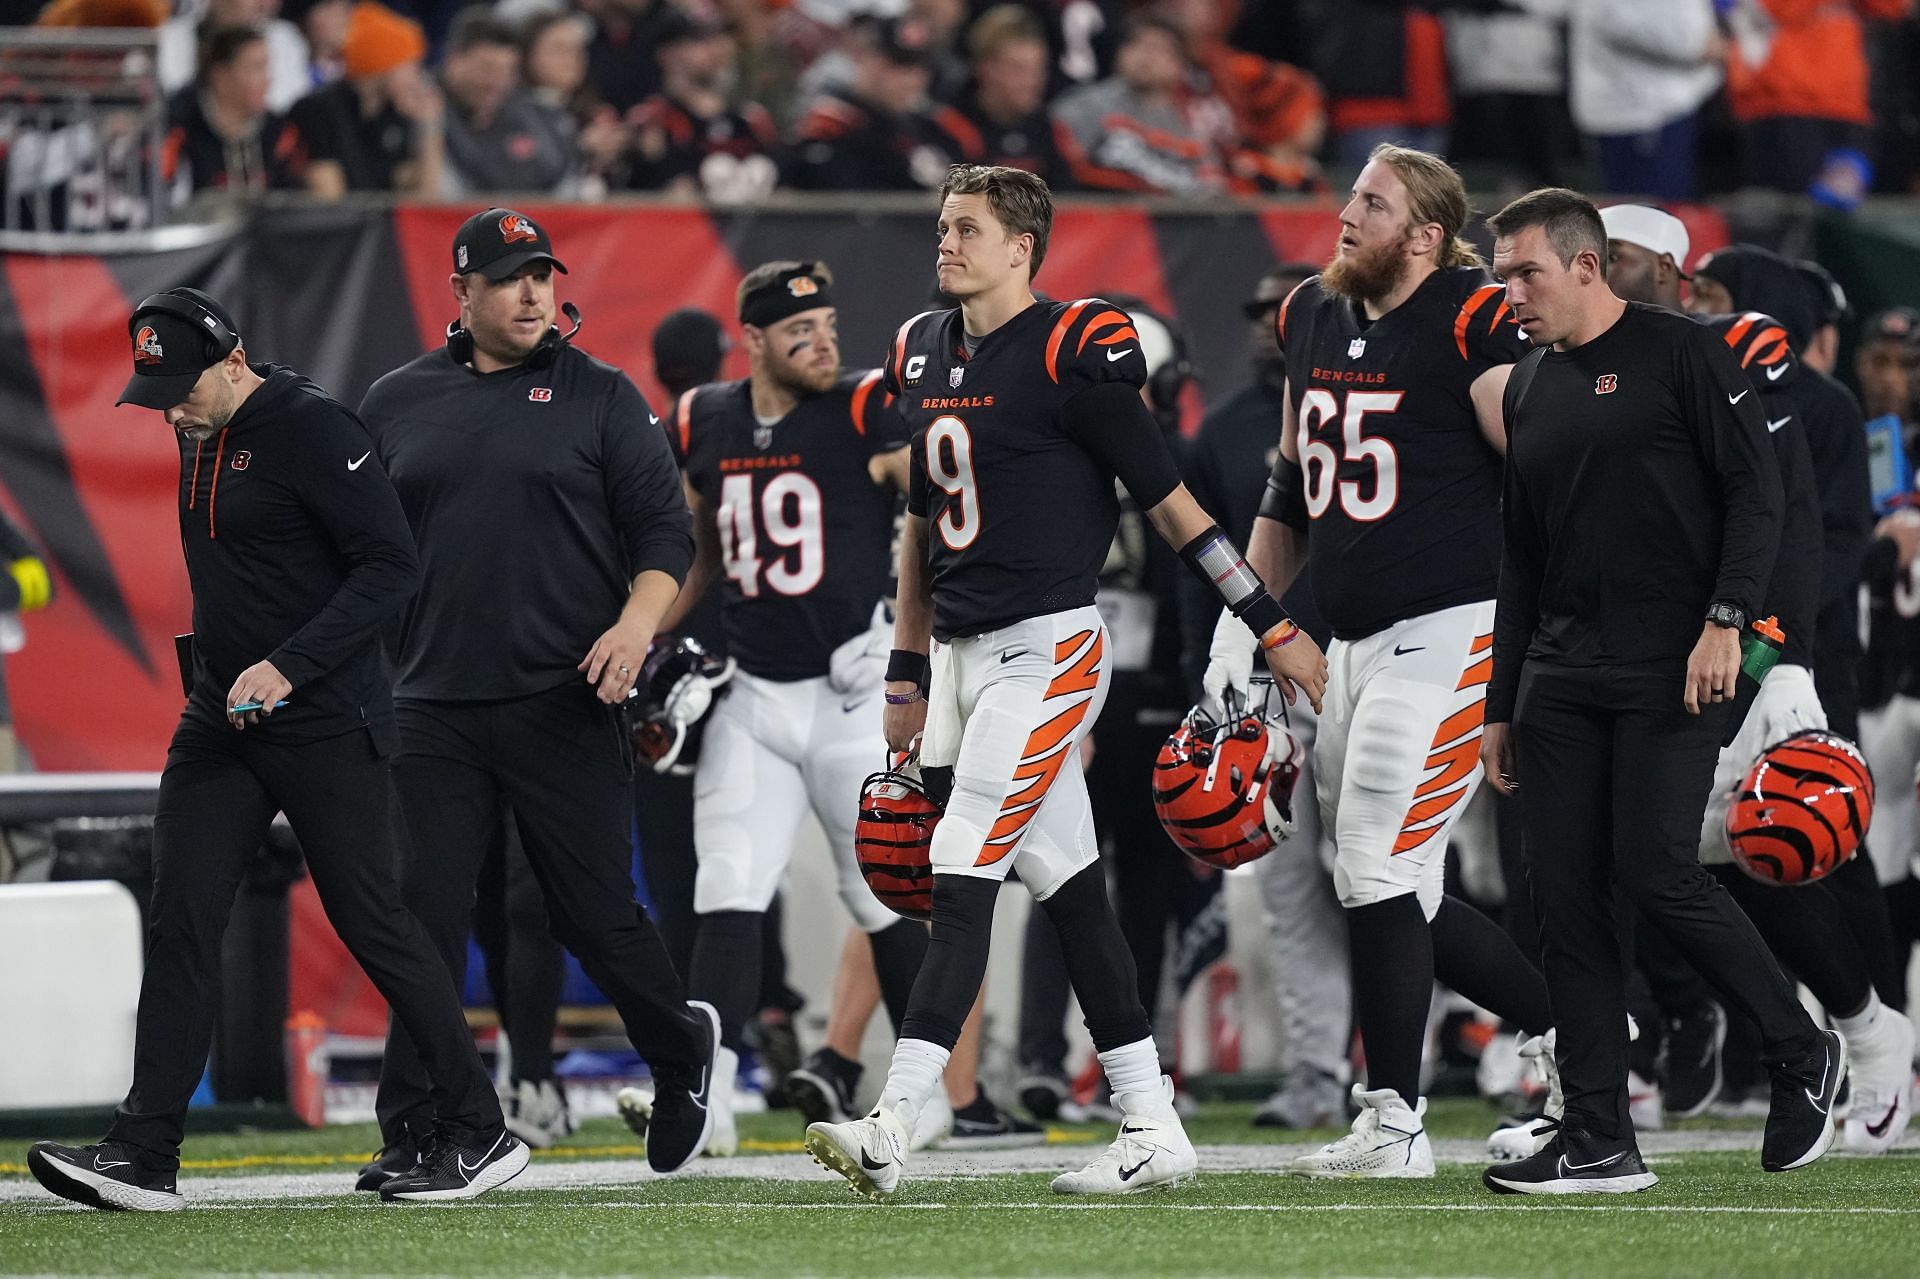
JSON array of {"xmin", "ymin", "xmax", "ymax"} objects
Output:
[
  {"xmin": 774, "ymin": 355, "xmax": 839, "ymax": 397},
  {"xmin": 1320, "ymin": 230, "xmax": 1414, "ymax": 305}
]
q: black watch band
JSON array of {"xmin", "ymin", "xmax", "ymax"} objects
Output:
[{"xmin": 1706, "ymin": 602, "xmax": 1746, "ymax": 631}]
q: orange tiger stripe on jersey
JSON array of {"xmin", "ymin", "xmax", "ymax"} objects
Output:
[
  {"xmin": 1044, "ymin": 299, "xmax": 1097, "ymax": 384},
  {"xmin": 849, "ymin": 368, "xmax": 883, "ymax": 435},
  {"xmin": 890, "ymin": 311, "xmax": 936, "ymax": 387},
  {"xmin": 1396, "ymin": 693, "xmax": 1489, "ymax": 853},
  {"xmin": 1275, "ymin": 277, "xmax": 1314, "ymax": 351},
  {"xmin": 1075, "ymin": 309, "xmax": 1140, "ymax": 357},
  {"xmin": 1746, "ymin": 326, "xmax": 1789, "ymax": 369},
  {"xmin": 976, "ymin": 628, "xmax": 1103, "ymax": 866},
  {"xmin": 1453, "ymin": 284, "xmax": 1503, "ymax": 360},
  {"xmin": 1724, "ymin": 313, "xmax": 1761, "ymax": 349},
  {"xmin": 676, "ymin": 386, "xmax": 696, "ymax": 456}
]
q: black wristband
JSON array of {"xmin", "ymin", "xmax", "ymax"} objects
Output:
[
  {"xmin": 1239, "ymin": 591, "xmax": 1287, "ymax": 642},
  {"xmin": 886, "ymin": 649, "xmax": 930, "ymax": 691}
]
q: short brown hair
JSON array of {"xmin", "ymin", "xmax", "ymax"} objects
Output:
[
  {"xmin": 1368, "ymin": 144, "xmax": 1480, "ymax": 270},
  {"xmin": 735, "ymin": 259, "xmax": 833, "ymax": 319},
  {"xmin": 1487, "ymin": 187, "xmax": 1608, "ymax": 269},
  {"xmin": 967, "ymin": 3, "xmax": 1044, "ymax": 62},
  {"xmin": 940, "ymin": 164, "xmax": 1053, "ymax": 279}
]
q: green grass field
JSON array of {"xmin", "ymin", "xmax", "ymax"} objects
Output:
[{"xmin": 3, "ymin": 1102, "xmax": 1916, "ymax": 1278}]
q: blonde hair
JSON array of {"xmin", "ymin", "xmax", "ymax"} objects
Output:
[{"xmin": 1369, "ymin": 144, "xmax": 1481, "ymax": 269}]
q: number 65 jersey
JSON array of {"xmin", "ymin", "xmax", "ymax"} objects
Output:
[
  {"xmin": 1276, "ymin": 267, "xmax": 1525, "ymax": 640},
  {"xmin": 885, "ymin": 299, "xmax": 1149, "ymax": 642}
]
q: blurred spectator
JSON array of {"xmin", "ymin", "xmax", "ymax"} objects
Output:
[
  {"xmin": 928, "ymin": 5, "xmax": 1070, "ymax": 184},
  {"xmin": 287, "ymin": 1, "xmax": 443, "ymax": 197},
  {"xmin": 908, "ymin": 0, "xmax": 971, "ymax": 99},
  {"xmin": 1866, "ymin": 6, "xmax": 1917, "ymax": 192},
  {"xmin": 1558, "ymin": 0, "xmax": 1723, "ymax": 199},
  {"xmin": 159, "ymin": 0, "xmax": 312, "ymax": 115},
  {"xmin": 587, "ymin": 0, "xmax": 673, "ymax": 114},
  {"xmin": 1159, "ymin": 0, "xmax": 1323, "ymax": 194},
  {"xmin": 521, "ymin": 10, "xmax": 624, "ymax": 193},
  {"xmin": 1856, "ymin": 307, "xmax": 1920, "ymax": 429},
  {"xmin": 785, "ymin": 15, "xmax": 949, "ymax": 191},
  {"xmin": 1797, "ymin": 260, "xmax": 1851, "ymax": 375},
  {"xmin": 652, "ymin": 306, "xmax": 730, "ymax": 403},
  {"xmin": 1724, "ymin": 0, "xmax": 1911, "ymax": 202},
  {"xmin": 718, "ymin": 0, "xmax": 824, "ymax": 126},
  {"xmin": 625, "ymin": 10, "xmax": 779, "ymax": 201},
  {"xmin": 284, "ymin": 0, "xmax": 351, "ymax": 89},
  {"xmin": 1050, "ymin": 15, "xmax": 1226, "ymax": 195},
  {"xmin": 1299, "ymin": 1, "xmax": 1448, "ymax": 165},
  {"xmin": 164, "ymin": 24, "xmax": 309, "ymax": 199},
  {"xmin": 1443, "ymin": 3, "xmax": 1571, "ymax": 189},
  {"xmin": 439, "ymin": 8, "xmax": 578, "ymax": 196}
]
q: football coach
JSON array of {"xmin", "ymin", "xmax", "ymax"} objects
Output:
[
  {"xmin": 1478, "ymin": 190, "xmax": 1842, "ymax": 1195},
  {"xmin": 27, "ymin": 288, "xmax": 522, "ymax": 1212},
  {"xmin": 358, "ymin": 208, "xmax": 720, "ymax": 1185}
]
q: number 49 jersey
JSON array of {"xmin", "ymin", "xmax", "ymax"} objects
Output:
[
  {"xmin": 885, "ymin": 299, "xmax": 1150, "ymax": 642},
  {"xmin": 1276, "ymin": 266, "xmax": 1527, "ymax": 640},
  {"xmin": 673, "ymin": 370, "xmax": 907, "ymax": 680}
]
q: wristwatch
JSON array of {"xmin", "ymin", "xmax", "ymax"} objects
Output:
[{"xmin": 1705, "ymin": 602, "xmax": 1747, "ymax": 631}]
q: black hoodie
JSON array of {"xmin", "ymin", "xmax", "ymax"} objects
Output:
[{"xmin": 179, "ymin": 364, "xmax": 419, "ymax": 746}]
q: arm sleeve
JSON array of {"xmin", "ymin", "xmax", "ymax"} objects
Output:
[
  {"xmin": 601, "ymin": 374, "xmax": 695, "ymax": 585},
  {"xmin": 1058, "ymin": 382, "xmax": 1183, "ymax": 510},
  {"xmin": 268, "ymin": 403, "xmax": 421, "ymax": 688},
  {"xmin": 1684, "ymin": 326, "xmax": 1784, "ymax": 621},
  {"xmin": 1488, "ymin": 453, "xmax": 1542, "ymax": 724},
  {"xmin": 906, "ymin": 431, "xmax": 929, "ymax": 518},
  {"xmin": 1454, "ymin": 281, "xmax": 1527, "ymax": 377},
  {"xmin": 1256, "ymin": 433, "xmax": 1309, "ymax": 530}
]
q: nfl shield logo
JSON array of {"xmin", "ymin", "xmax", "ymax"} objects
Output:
[
  {"xmin": 753, "ymin": 424, "xmax": 773, "ymax": 450},
  {"xmin": 950, "ymin": 365, "xmax": 964, "ymax": 388},
  {"xmin": 1347, "ymin": 338, "xmax": 1366, "ymax": 359}
]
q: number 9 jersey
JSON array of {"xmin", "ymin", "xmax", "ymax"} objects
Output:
[
  {"xmin": 886, "ymin": 299, "xmax": 1150, "ymax": 641},
  {"xmin": 1274, "ymin": 267, "xmax": 1526, "ymax": 640}
]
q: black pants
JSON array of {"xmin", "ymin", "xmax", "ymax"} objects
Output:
[
  {"xmin": 376, "ymin": 682, "xmax": 703, "ymax": 1146},
  {"xmin": 109, "ymin": 714, "xmax": 498, "ymax": 1167},
  {"xmin": 634, "ymin": 768, "xmax": 698, "ymax": 978},
  {"xmin": 472, "ymin": 811, "xmax": 564, "ymax": 1085},
  {"xmin": 1513, "ymin": 665, "xmax": 1817, "ymax": 1141}
]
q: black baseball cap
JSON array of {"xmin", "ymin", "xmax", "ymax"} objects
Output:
[
  {"xmin": 116, "ymin": 288, "xmax": 240, "ymax": 411},
  {"xmin": 653, "ymin": 308, "xmax": 729, "ymax": 387},
  {"xmin": 1861, "ymin": 307, "xmax": 1920, "ymax": 350},
  {"xmin": 451, "ymin": 207, "xmax": 568, "ymax": 280},
  {"xmin": 866, "ymin": 14, "xmax": 933, "ymax": 64}
]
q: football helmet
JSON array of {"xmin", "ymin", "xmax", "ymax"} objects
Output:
[
  {"xmin": 1726, "ymin": 730, "xmax": 1874, "ymax": 885},
  {"xmin": 631, "ymin": 636, "xmax": 735, "ymax": 775},
  {"xmin": 1153, "ymin": 699, "xmax": 1294, "ymax": 870},
  {"xmin": 855, "ymin": 755, "xmax": 941, "ymax": 920}
]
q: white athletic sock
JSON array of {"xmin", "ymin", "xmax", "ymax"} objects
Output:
[
  {"xmin": 880, "ymin": 1038, "xmax": 950, "ymax": 1131},
  {"xmin": 1098, "ymin": 1038, "xmax": 1168, "ymax": 1114},
  {"xmin": 1833, "ymin": 990, "xmax": 1883, "ymax": 1042}
]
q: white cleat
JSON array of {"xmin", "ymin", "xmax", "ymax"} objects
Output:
[
  {"xmin": 706, "ymin": 1047, "xmax": 740, "ymax": 1157},
  {"xmin": 1051, "ymin": 1076, "xmax": 1197, "ymax": 1195},
  {"xmin": 805, "ymin": 1104, "xmax": 911, "ymax": 1202},
  {"xmin": 1289, "ymin": 1085, "xmax": 1434, "ymax": 1179},
  {"xmin": 503, "ymin": 1078, "xmax": 576, "ymax": 1150},
  {"xmin": 1488, "ymin": 1029, "xmax": 1564, "ymax": 1161},
  {"xmin": 910, "ymin": 1088, "xmax": 953, "ymax": 1152},
  {"xmin": 615, "ymin": 1084, "xmax": 654, "ymax": 1140},
  {"xmin": 1840, "ymin": 1006, "xmax": 1915, "ymax": 1156}
]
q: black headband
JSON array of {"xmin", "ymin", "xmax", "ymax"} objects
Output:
[{"xmin": 740, "ymin": 267, "xmax": 834, "ymax": 328}]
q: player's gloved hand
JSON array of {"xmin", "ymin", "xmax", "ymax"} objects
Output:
[
  {"xmin": 6, "ymin": 556, "xmax": 51, "ymax": 612},
  {"xmin": 1201, "ymin": 607, "xmax": 1255, "ymax": 721}
]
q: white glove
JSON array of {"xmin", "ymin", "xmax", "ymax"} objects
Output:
[{"xmin": 1201, "ymin": 607, "xmax": 1257, "ymax": 721}]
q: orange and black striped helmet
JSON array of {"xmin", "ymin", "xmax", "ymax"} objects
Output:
[
  {"xmin": 1153, "ymin": 705, "xmax": 1289, "ymax": 870},
  {"xmin": 1726, "ymin": 730, "xmax": 1874, "ymax": 886},
  {"xmin": 856, "ymin": 758, "xmax": 942, "ymax": 920}
]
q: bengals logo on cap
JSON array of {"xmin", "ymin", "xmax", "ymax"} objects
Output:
[
  {"xmin": 499, "ymin": 214, "xmax": 539, "ymax": 245},
  {"xmin": 134, "ymin": 325, "xmax": 163, "ymax": 365},
  {"xmin": 787, "ymin": 276, "xmax": 819, "ymax": 298}
]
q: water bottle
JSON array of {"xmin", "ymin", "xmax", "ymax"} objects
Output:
[{"xmin": 1739, "ymin": 615, "xmax": 1785, "ymax": 686}]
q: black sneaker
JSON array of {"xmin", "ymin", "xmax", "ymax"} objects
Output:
[
  {"xmin": 645, "ymin": 999, "xmax": 721, "ymax": 1174},
  {"xmin": 945, "ymin": 1088, "xmax": 1048, "ymax": 1149},
  {"xmin": 1016, "ymin": 1067, "xmax": 1069, "ymax": 1122},
  {"xmin": 1659, "ymin": 1002, "xmax": 1727, "ymax": 1119},
  {"xmin": 1482, "ymin": 1121, "xmax": 1657, "ymax": 1195},
  {"xmin": 1763, "ymin": 1029, "xmax": 1848, "ymax": 1172},
  {"xmin": 379, "ymin": 1127, "xmax": 528, "ymax": 1202},
  {"xmin": 27, "ymin": 1140, "xmax": 182, "ymax": 1212},
  {"xmin": 750, "ymin": 1011, "xmax": 803, "ymax": 1108},
  {"xmin": 355, "ymin": 1136, "xmax": 420, "ymax": 1192},
  {"xmin": 788, "ymin": 1048, "xmax": 862, "ymax": 1125}
]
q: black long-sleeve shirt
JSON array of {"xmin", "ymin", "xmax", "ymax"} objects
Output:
[
  {"xmin": 361, "ymin": 342, "xmax": 692, "ymax": 702},
  {"xmin": 179, "ymin": 364, "xmax": 419, "ymax": 742},
  {"xmin": 1490, "ymin": 303, "xmax": 1783, "ymax": 722}
]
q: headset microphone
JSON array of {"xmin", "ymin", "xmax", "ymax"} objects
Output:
[{"xmin": 561, "ymin": 301, "xmax": 583, "ymax": 344}]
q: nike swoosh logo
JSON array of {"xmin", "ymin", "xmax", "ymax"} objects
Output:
[
  {"xmin": 1118, "ymin": 1152, "xmax": 1154, "ymax": 1181},
  {"xmin": 1000, "ymin": 649, "xmax": 1028, "ymax": 664},
  {"xmin": 860, "ymin": 1150, "xmax": 892, "ymax": 1171},
  {"xmin": 650, "ymin": 413, "xmax": 660, "ymax": 424},
  {"xmin": 842, "ymin": 697, "xmax": 865, "ymax": 713},
  {"xmin": 1106, "ymin": 348, "xmax": 1132, "ymax": 362},
  {"xmin": 92, "ymin": 1157, "xmax": 131, "ymax": 1171},
  {"xmin": 1119, "ymin": 1125, "xmax": 1149, "ymax": 1135},
  {"xmin": 1767, "ymin": 417, "xmax": 1792, "ymax": 433},
  {"xmin": 348, "ymin": 452, "xmax": 370, "ymax": 471},
  {"xmin": 456, "ymin": 1153, "xmax": 483, "ymax": 1180},
  {"xmin": 1729, "ymin": 390, "xmax": 1749, "ymax": 405},
  {"xmin": 1559, "ymin": 1150, "xmax": 1627, "ymax": 1174},
  {"xmin": 1766, "ymin": 364, "xmax": 1787, "ymax": 381},
  {"xmin": 1865, "ymin": 1101, "xmax": 1901, "ymax": 1139},
  {"xmin": 1393, "ymin": 644, "xmax": 1425, "ymax": 656}
]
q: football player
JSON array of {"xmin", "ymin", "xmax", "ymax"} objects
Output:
[
  {"xmin": 1203, "ymin": 145, "xmax": 1560, "ymax": 1176},
  {"xmin": 804, "ymin": 163, "xmax": 1327, "ymax": 1200}
]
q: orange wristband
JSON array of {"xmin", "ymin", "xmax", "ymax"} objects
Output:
[{"xmin": 1260, "ymin": 619, "xmax": 1299, "ymax": 650}]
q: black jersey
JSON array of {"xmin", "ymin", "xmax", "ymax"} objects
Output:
[
  {"xmin": 1699, "ymin": 311, "xmax": 1822, "ymax": 669},
  {"xmin": 888, "ymin": 299, "xmax": 1150, "ymax": 641},
  {"xmin": 673, "ymin": 369, "xmax": 908, "ymax": 681},
  {"xmin": 1274, "ymin": 266, "xmax": 1525, "ymax": 640}
]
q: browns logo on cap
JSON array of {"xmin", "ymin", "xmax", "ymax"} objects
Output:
[
  {"xmin": 449, "ymin": 206, "xmax": 569, "ymax": 280},
  {"xmin": 134, "ymin": 325, "xmax": 163, "ymax": 366}
]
